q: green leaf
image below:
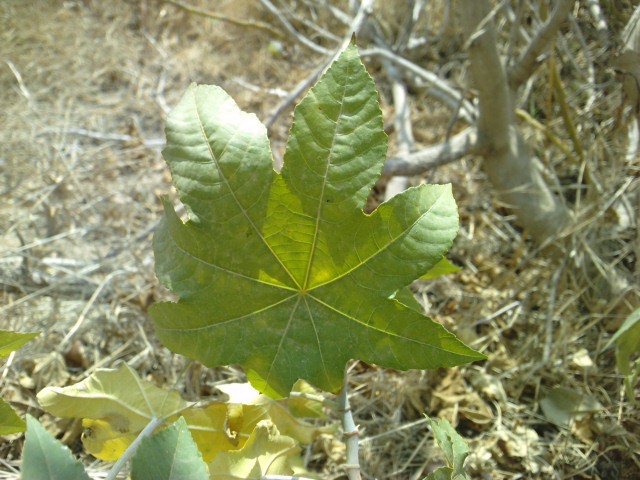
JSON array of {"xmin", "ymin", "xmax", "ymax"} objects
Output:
[
  {"xmin": 21, "ymin": 415, "xmax": 90, "ymax": 480},
  {"xmin": 0, "ymin": 329, "xmax": 39, "ymax": 358},
  {"xmin": 420, "ymin": 257, "xmax": 461, "ymax": 281},
  {"xmin": 0, "ymin": 397, "xmax": 26, "ymax": 435},
  {"xmin": 37, "ymin": 363, "xmax": 191, "ymax": 460},
  {"xmin": 425, "ymin": 416, "xmax": 470, "ymax": 480},
  {"xmin": 539, "ymin": 386, "xmax": 602, "ymax": 428},
  {"xmin": 151, "ymin": 42, "xmax": 484, "ymax": 398},
  {"xmin": 130, "ymin": 417, "xmax": 209, "ymax": 480},
  {"xmin": 605, "ymin": 307, "xmax": 640, "ymax": 375},
  {"xmin": 605, "ymin": 308, "xmax": 640, "ymax": 404}
]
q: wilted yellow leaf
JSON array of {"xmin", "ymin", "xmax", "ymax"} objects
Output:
[
  {"xmin": 82, "ymin": 418, "xmax": 137, "ymax": 461},
  {"xmin": 220, "ymin": 381, "xmax": 335, "ymax": 446},
  {"xmin": 178, "ymin": 403, "xmax": 237, "ymax": 463},
  {"xmin": 208, "ymin": 420, "xmax": 303, "ymax": 479}
]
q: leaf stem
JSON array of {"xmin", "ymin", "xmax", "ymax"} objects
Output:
[
  {"xmin": 105, "ymin": 416, "xmax": 164, "ymax": 480},
  {"xmin": 338, "ymin": 375, "xmax": 361, "ymax": 480}
]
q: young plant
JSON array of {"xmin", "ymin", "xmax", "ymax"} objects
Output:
[
  {"xmin": 28, "ymin": 41, "xmax": 482, "ymax": 479},
  {"xmin": 150, "ymin": 40, "xmax": 483, "ymax": 399}
]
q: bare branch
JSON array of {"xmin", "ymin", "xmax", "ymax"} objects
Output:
[
  {"xmin": 508, "ymin": 0, "xmax": 575, "ymax": 89},
  {"xmin": 362, "ymin": 47, "xmax": 477, "ymax": 123},
  {"xmin": 166, "ymin": 0, "xmax": 286, "ymax": 40},
  {"xmin": 265, "ymin": 0, "xmax": 374, "ymax": 128},
  {"xmin": 338, "ymin": 379, "xmax": 361, "ymax": 480},
  {"xmin": 383, "ymin": 63, "xmax": 412, "ymax": 199},
  {"xmin": 383, "ymin": 128, "xmax": 482, "ymax": 176},
  {"xmin": 259, "ymin": 0, "xmax": 332, "ymax": 55}
]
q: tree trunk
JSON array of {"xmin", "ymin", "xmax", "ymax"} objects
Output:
[{"xmin": 459, "ymin": 0, "xmax": 573, "ymax": 242}]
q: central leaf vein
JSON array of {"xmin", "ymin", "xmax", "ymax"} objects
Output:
[
  {"xmin": 193, "ymin": 105, "xmax": 301, "ymax": 290},
  {"xmin": 302, "ymin": 67, "xmax": 351, "ymax": 291}
]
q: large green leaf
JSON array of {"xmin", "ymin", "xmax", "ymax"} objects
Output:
[{"xmin": 151, "ymin": 42, "xmax": 484, "ymax": 398}]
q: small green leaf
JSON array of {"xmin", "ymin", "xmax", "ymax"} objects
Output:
[
  {"xmin": 539, "ymin": 387, "xmax": 602, "ymax": 428},
  {"xmin": 605, "ymin": 307, "xmax": 640, "ymax": 375},
  {"xmin": 420, "ymin": 257, "xmax": 461, "ymax": 281},
  {"xmin": 21, "ymin": 415, "xmax": 90, "ymax": 480},
  {"xmin": 130, "ymin": 417, "xmax": 209, "ymax": 480},
  {"xmin": 425, "ymin": 416, "xmax": 470, "ymax": 480},
  {"xmin": 0, "ymin": 398, "xmax": 25, "ymax": 435},
  {"xmin": 0, "ymin": 329, "xmax": 39, "ymax": 358}
]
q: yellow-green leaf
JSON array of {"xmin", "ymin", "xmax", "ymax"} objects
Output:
[
  {"xmin": 419, "ymin": 257, "xmax": 461, "ymax": 281},
  {"xmin": 0, "ymin": 329, "xmax": 39, "ymax": 359},
  {"xmin": 151, "ymin": 42, "xmax": 484, "ymax": 398},
  {"xmin": 81, "ymin": 418, "xmax": 137, "ymax": 461},
  {"xmin": 0, "ymin": 398, "xmax": 26, "ymax": 435},
  {"xmin": 178, "ymin": 403, "xmax": 237, "ymax": 463},
  {"xmin": 208, "ymin": 421, "xmax": 305, "ymax": 479},
  {"xmin": 37, "ymin": 364, "xmax": 189, "ymax": 459}
]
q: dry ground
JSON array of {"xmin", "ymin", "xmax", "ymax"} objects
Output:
[{"xmin": 1, "ymin": 1, "xmax": 639, "ymax": 479}]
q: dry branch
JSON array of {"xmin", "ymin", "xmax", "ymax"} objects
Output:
[
  {"xmin": 508, "ymin": 0, "xmax": 575, "ymax": 89},
  {"xmin": 166, "ymin": 0, "xmax": 286, "ymax": 39},
  {"xmin": 383, "ymin": 128, "xmax": 482, "ymax": 176},
  {"xmin": 460, "ymin": 0, "xmax": 573, "ymax": 242}
]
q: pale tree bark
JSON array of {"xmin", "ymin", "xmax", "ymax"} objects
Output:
[{"xmin": 459, "ymin": 0, "xmax": 574, "ymax": 242}]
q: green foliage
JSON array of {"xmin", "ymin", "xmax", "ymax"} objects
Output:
[
  {"xmin": 424, "ymin": 416, "xmax": 470, "ymax": 480},
  {"xmin": 0, "ymin": 329, "xmax": 39, "ymax": 434},
  {"xmin": 130, "ymin": 417, "xmax": 209, "ymax": 480},
  {"xmin": 150, "ymin": 41, "xmax": 483, "ymax": 398},
  {"xmin": 21, "ymin": 415, "xmax": 90, "ymax": 480},
  {"xmin": 605, "ymin": 307, "xmax": 640, "ymax": 405},
  {"xmin": 0, "ymin": 330, "xmax": 39, "ymax": 357},
  {"xmin": 0, "ymin": 400, "xmax": 27, "ymax": 436},
  {"xmin": 38, "ymin": 363, "xmax": 189, "ymax": 461}
]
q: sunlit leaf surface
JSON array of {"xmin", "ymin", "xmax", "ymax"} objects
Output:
[{"xmin": 151, "ymin": 42, "xmax": 484, "ymax": 398}]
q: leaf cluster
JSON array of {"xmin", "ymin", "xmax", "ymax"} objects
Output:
[{"xmin": 32, "ymin": 363, "xmax": 328, "ymax": 478}]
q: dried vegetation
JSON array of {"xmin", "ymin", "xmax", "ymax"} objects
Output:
[{"xmin": 0, "ymin": 0, "xmax": 639, "ymax": 478}]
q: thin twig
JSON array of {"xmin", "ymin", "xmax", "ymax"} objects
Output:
[
  {"xmin": 361, "ymin": 47, "xmax": 477, "ymax": 123},
  {"xmin": 59, "ymin": 269, "xmax": 129, "ymax": 351},
  {"xmin": 105, "ymin": 416, "xmax": 164, "ymax": 480},
  {"xmin": 5, "ymin": 61, "xmax": 31, "ymax": 101},
  {"xmin": 382, "ymin": 127, "xmax": 483, "ymax": 176},
  {"xmin": 258, "ymin": 0, "xmax": 331, "ymax": 54},
  {"xmin": 166, "ymin": 0, "xmax": 286, "ymax": 40},
  {"xmin": 509, "ymin": 0, "xmax": 575, "ymax": 89},
  {"xmin": 544, "ymin": 259, "xmax": 566, "ymax": 364},
  {"xmin": 264, "ymin": 0, "xmax": 374, "ymax": 129}
]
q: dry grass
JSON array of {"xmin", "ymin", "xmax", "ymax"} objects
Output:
[{"xmin": 1, "ymin": 1, "xmax": 639, "ymax": 479}]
